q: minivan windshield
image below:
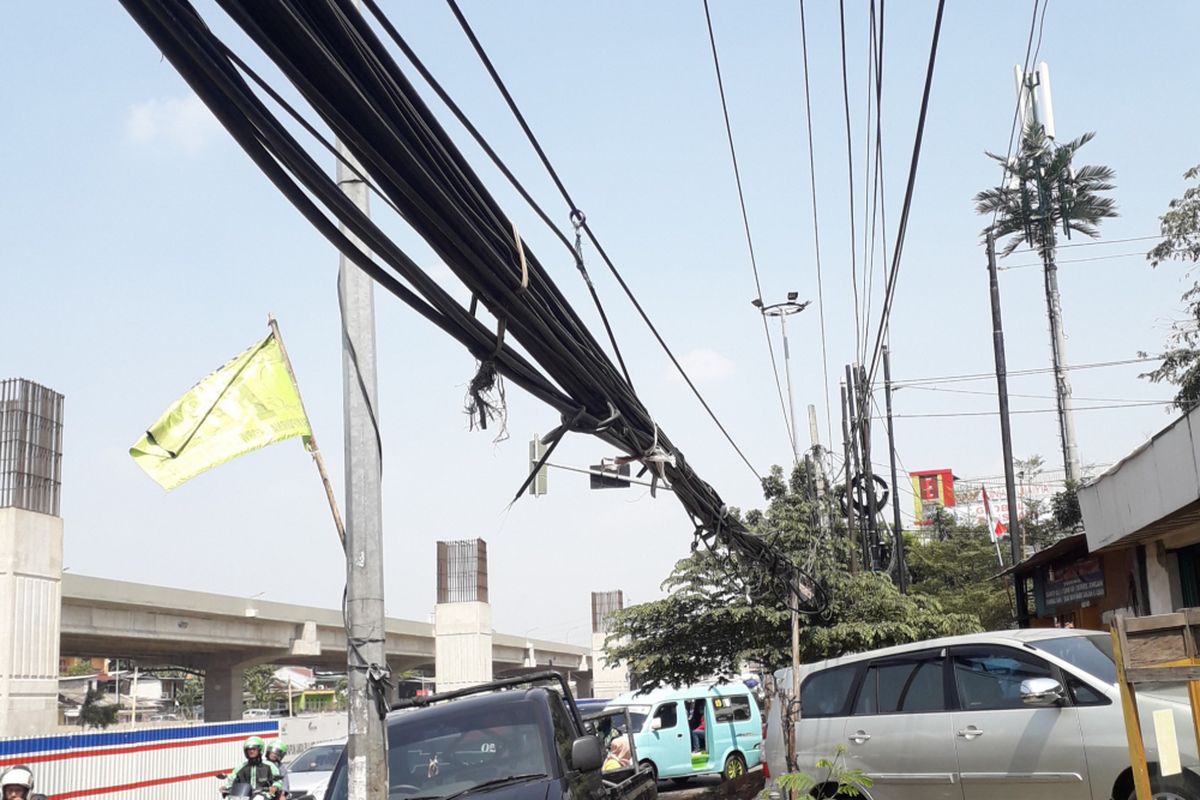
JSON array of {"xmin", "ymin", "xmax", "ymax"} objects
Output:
[
  {"xmin": 1029, "ymin": 633, "xmax": 1116, "ymax": 684},
  {"xmin": 604, "ymin": 705, "xmax": 650, "ymax": 733},
  {"xmin": 325, "ymin": 702, "xmax": 552, "ymax": 800}
]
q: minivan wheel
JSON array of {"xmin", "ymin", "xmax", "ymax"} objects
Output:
[
  {"xmin": 1127, "ymin": 775, "xmax": 1200, "ymax": 800},
  {"xmin": 722, "ymin": 753, "xmax": 747, "ymax": 782},
  {"xmin": 640, "ymin": 760, "xmax": 658, "ymax": 784}
]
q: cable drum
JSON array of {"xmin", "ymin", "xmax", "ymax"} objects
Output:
[{"xmin": 837, "ymin": 473, "xmax": 889, "ymax": 516}]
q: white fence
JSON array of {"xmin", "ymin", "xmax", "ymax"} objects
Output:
[{"xmin": 0, "ymin": 715, "xmax": 346, "ymax": 800}]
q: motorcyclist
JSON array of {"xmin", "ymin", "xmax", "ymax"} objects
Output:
[
  {"xmin": 264, "ymin": 741, "xmax": 289, "ymax": 793},
  {"xmin": 222, "ymin": 736, "xmax": 283, "ymax": 797},
  {"xmin": 1, "ymin": 765, "xmax": 34, "ymax": 800}
]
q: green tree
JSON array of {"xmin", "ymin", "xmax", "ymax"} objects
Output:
[
  {"xmin": 175, "ymin": 676, "xmax": 204, "ymax": 719},
  {"xmin": 905, "ymin": 521, "xmax": 1013, "ymax": 631},
  {"xmin": 79, "ymin": 686, "xmax": 119, "ymax": 729},
  {"xmin": 62, "ymin": 659, "xmax": 97, "ymax": 677},
  {"xmin": 1141, "ymin": 165, "xmax": 1200, "ymax": 410},
  {"xmin": 244, "ymin": 664, "xmax": 281, "ymax": 710},
  {"xmin": 605, "ymin": 462, "xmax": 980, "ymax": 691}
]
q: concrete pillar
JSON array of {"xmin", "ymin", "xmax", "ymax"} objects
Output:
[
  {"xmin": 1145, "ymin": 541, "xmax": 1174, "ymax": 615},
  {"xmin": 434, "ymin": 601, "xmax": 492, "ymax": 692},
  {"xmin": 0, "ymin": 508, "xmax": 63, "ymax": 736},
  {"xmin": 590, "ymin": 632, "xmax": 630, "ymax": 699},
  {"xmin": 200, "ymin": 658, "xmax": 248, "ymax": 723}
]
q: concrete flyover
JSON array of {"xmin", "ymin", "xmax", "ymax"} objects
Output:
[{"xmin": 59, "ymin": 573, "xmax": 592, "ymax": 720}]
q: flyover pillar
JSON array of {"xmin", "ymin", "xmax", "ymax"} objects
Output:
[
  {"xmin": 0, "ymin": 380, "xmax": 65, "ymax": 737},
  {"xmin": 201, "ymin": 658, "xmax": 247, "ymax": 723},
  {"xmin": 590, "ymin": 591, "xmax": 631, "ymax": 699},
  {"xmin": 433, "ymin": 540, "xmax": 492, "ymax": 692}
]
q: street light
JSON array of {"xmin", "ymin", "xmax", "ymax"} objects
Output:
[{"xmin": 752, "ymin": 294, "xmax": 811, "ymax": 462}]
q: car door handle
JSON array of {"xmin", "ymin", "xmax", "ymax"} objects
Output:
[
  {"xmin": 848, "ymin": 731, "xmax": 871, "ymax": 744},
  {"xmin": 956, "ymin": 726, "xmax": 984, "ymax": 740}
]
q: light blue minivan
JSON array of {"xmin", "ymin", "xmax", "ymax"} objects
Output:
[{"xmin": 605, "ymin": 683, "xmax": 763, "ymax": 784}]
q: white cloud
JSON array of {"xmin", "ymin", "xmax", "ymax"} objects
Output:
[
  {"xmin": 669, "ymin": 348, "xmax": 736, "ymax": 386},
  {"xmin": 125, "ymin": 93, "xmax": 221, "ymax": 155}
]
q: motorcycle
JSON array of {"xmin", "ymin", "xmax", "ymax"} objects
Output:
[{"xmin": 217, "ymin": 774, "xmax": 316, "ymax": 800}]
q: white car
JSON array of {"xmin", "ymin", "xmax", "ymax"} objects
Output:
[
  {"xmin": 765, "ymin": 628, "xmax": 1199, "ymax": 800},
  {"xmin": 285, "ymin": 741, "xmax": 345, "ymax": 799}
]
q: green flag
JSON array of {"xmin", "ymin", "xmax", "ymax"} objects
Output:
[{"xmin": 130, "ymin": 332, "xmax": 312, "ymax": 490}]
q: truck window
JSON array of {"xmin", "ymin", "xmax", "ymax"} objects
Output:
[
  {"xmin": 713, "ymin": 696, "xmax": 752, "ymax": 723},
  {"xmin": 800, "ymin": 665, "xmax": 858, "ymax": 719},
  {"xmin": 653, "ymin": 702, "xmax": 678, "ymax": 729},
  {"xmin": 545, "ymin": 691, "xmax": 576, "ymax": 768}
]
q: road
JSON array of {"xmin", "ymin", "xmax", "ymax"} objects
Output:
[{"xmin": 656, "ymin": 768, "xmax": 764, "ymax": 800}]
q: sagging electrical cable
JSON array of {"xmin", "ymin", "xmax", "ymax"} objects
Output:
[
  {"xmin": 439, "ymin": 0, "xmax": 762, "ymax": 481},
  {"xmin": 117, "ymin": 0, "xmax": 822, "ymax": 613}
]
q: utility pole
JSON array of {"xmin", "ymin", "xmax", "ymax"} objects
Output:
[
  {"xmin": 1018, "ymin": 62, "xmax": 1082, "ymax": 484},
  {"xmin": 844, "ymin": 365, "xmax": 868, "ymax": 572},
  {"xmin": 987, "ymin": 230, "xmax": 1027, "ymax": 626},
  {"xmin": 840, "ymin": 382, "xmax": 858, "ymax": 575},
  {"xmin": 337, "ymin": 64, "xmax": 389, "ymax": 800},
  {"xmin": 752, "ymin": 294, "xmax": 811, "ymax": 466},
  {"xmin": 854, "ymin": 365, "xmax": 881, "ymax": 570},
  {"xmin": 882, "ymin": 346, "xmax": 907, "ymax": 593}
]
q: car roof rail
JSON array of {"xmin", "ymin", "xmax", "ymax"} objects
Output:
[{"xmin": 390, "ymin": 670, "xmax": 584, "ymax": 730}]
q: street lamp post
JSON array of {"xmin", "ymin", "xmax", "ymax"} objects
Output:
[{"xmin": 752, "ymin": 293, "xmax": 811, "ymax": 465}]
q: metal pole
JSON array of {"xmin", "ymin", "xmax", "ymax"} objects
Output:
[
  {"xmin": 845, "ymin": 365, "xmax": 869, "ymax": 571},
  {"xmin": 1026, "ymin": 68, "xmax": 1081, "ymax": 485},
  {"xmin": 779, "ymin": 314, "xmax": 800, "ymax": 466},
  {"xmin": 337, "ymin": 77, "xmax": 389, "ymax": 799},
  {"xmin": 840, "ymin": 381, "xmax": 858, "ymax": 574},
  {"xmin": 882, "ymin": 346, "xmax": 907, "ymax": 593},
  {"xmin": 987, "ymin": 230, "xmax": 1027, "ymax": 626},
  {"xmin": 854, "ymin": 365, "xmax": 881, "ymax": 570}
]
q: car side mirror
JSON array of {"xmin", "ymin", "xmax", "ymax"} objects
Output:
[
  {"xmin": 570, "ymin": 735, "xmax": 605, "ymax": 772},
  {"xmin": 1020, "ymin": 677, "xmax": 1065, "ymax": 707},
  {"xmin": 216, "ymin": 774, "xmax": 228, "ymax": 780},
  {"xmin": 650, "ymin": 718, "xmax": 663, "ymax": 731}
]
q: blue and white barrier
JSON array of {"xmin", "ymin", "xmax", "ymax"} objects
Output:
[{"xmin": 0, "ymin": 721, "xmax": 279, "ymax": 800}]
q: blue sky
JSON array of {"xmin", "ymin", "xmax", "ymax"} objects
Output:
[{"xmin": 4, "ymin": 1, "xmax": 1199, "ymax": 644}]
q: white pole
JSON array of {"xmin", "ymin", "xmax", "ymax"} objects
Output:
[{"xmin": 131, "ymin": 666, "xmax": 139, "ymax": 728}]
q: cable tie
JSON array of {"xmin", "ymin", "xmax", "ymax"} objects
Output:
[{"xmin": 511, "ymin": 220, "xmax": 529, "ymax": 294}]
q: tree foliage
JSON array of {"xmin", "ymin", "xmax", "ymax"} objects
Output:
[
  {"xmin": 79, "ymin": 686, "xmax": 119, "ymax": 729},
  {"xmin": 1142, "ymin": 165, "xmax": 1200, "ymax": 410},
  {"xmin": 975, "ymin": 124, "xmax": 1117, "ymax": 258},
  {"xmin": 244, "ymin": 664, "xmax": 281, "ymax": 710},
  {"xmin": 905, "ymin": 522, "xmax": 1013, "ymax": 632},
  {"xmin": 605, "ymin": 463, "xmax": 981, "ymax": 691}
]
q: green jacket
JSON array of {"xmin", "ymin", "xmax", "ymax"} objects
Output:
[{"xmin": 222, "ymin": 759, "xmax": 282, "ymax": 794}]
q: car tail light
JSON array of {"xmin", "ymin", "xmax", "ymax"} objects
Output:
[{"xmin": 762, "ymin": 758, "xmax": 771, "ymax": 779}]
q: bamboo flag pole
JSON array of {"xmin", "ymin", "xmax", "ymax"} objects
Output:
[{"xmin": 268, "ymin": 315, "xmax": 347, "ymax": 551}]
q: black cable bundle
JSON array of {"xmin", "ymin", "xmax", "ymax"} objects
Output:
[{"xmin": 116, "ymin": 0, "xmax": 827, "ymax": 615}]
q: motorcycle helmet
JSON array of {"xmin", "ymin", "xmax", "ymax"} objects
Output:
[
  {"xmin": 1, "ymin": 764, "xmax": 34, "ymax": 792},
  {"xmin": 243, "ymin": 736, "xmax": 266, "ymax": 758},
  {"xmin": 265, "ymin": 741, "xmax": 287, "ymax": 762}
]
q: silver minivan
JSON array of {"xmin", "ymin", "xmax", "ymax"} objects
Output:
[{"xmin": 765, "ymin": 628, "xmax": 1200, "ymax": 800}]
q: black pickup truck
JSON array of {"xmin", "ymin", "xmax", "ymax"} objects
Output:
[{"xmin": 321, "ymin": 672, "xmax": 656, "ymax": 800}]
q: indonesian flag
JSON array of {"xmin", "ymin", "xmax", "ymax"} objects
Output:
[{"xmin": 983, "ymin": 486, "xmax": 1008, "ymax": 542}]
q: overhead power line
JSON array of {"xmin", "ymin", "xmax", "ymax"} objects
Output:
[
  {"xmin": 796, "ymin": 0, "xmax": 835, "ymax": 453},
  {"xmin": 900, "ymin": 383, "xmax": 1168, "ymax": 405},
  {"xmin": 701, "ymin": 0, "xmax": 797, "ymax": 461},
  {"xmin": 884, "ymin": 400, "xmax": 1167, "ymax": 419},
  {"xmin": 988, "ymin": 0, "xmax": 1042, "ymax": 230},
  {"xmin": 430, "ymin": 0, "xmax": 763, "ymax": 480},
  {"xmin": 1000, "ymin": 248, "xmax": 1185, "ymax": 271},
  {"xmin": 865, "ymin": 0, "xmax": 947, "ymax": 384},
  {"xmin": 893, "ymin": 355, "xmax": 1162, "ymax": 387},
  {"xmin": 837, "ymin": 0, "xmax": 862, "ymax": 360}
]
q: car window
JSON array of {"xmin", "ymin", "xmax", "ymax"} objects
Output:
[
  {"xmin": 713, "ymin": 696, "xmax": 753, "ymax": 723},
  {"xmin": 854, "ymin": 657, "xmax": 946, "ymax": 715},
  {"xmin": 290, "ymin": 745, "xmax": 343, "ymax": 772},
  {"xmin": 1029, "ymin": 634, "xmax": 1117, "ymax": 685},
  {"xmin": 800, "ymin": 665, "xmax": 859, "ymax": 719},
  {"xmin": 653, "ymin": 702, "xmax": 678, "ymax": 729},
  {"xmin": 1064, "ymin": 673, "xmax": 1109, "ymax": 706},
  {"xmin": 545, "ymin": 692, "xmax": 575, "ymax": 769},
  {"xmin": 953, "ymin": 648, "xmax": 1054, "ymax": 711}
]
